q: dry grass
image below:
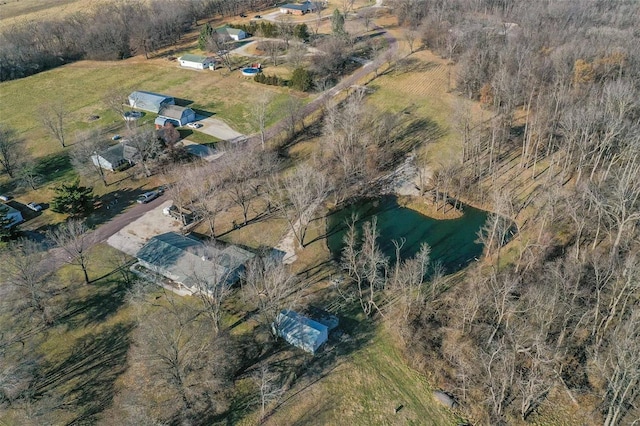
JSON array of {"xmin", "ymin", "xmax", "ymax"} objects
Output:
[{"xmin": 0, "ymin": 0, "xmax": 115, "ymax": 28}]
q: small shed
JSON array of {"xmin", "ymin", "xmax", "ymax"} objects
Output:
[
  {"xmin": 274, "ymin": 310, "xmax": 328, "ymax": 354},
  {"xmin": 91, "ymin": 142, "xmax": 139, "ymax": 171},
  {"xmin": 157, "ymin": 105, "xmax": 196, "ymax": 127},
  {"xmin": 128, "ymin": 91, "xmax": 175, "ymax": 114},
  {"xmin": 178, "ymin": 54, "xmax": 217, "ymax": 70},
  {"xmin": 215, "ymin": 25, "xmax": 247, "ymax": 41},
  {"xmin": 0, "ymin": 203, "xmax": 23, "ymax": 227}
]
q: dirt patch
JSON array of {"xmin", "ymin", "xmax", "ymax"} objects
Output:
[{"xmin": 106, "ymin": 200, "xmax": 182, "ymax": 256}]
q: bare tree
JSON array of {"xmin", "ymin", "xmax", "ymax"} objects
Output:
[
  {"xmin": 284, "ymin": 95, "xmax": 304, "ymax": 139},
  {"xmin": 104, "ymin": 87, "xmax": 133, "ymax": 127},
  {"xmin": 253, "ymin": 364, "xmax": 286, "ymax": 420},
  {"xmin": 70, "ymin": 130, "xmax": 110, "ymax": 186},
  {"xmin": 359, "ymin": 8, "xmax": 375, "ymax": 32},
  {"xmin": 39, "ymin": 102, "xmax": 69, "ymax": 148},
  {"xmin": 207, "ymin": 33, "xmax": 234, "ymax": 71},
  {"xmin": 268, "ymin": 164, "xmax": 329, "ymax": 248},
  {"xmin": 242, "ymin": 254, "xmax": 298, "ymax": 327},
  {"xmin": 0, "ymin": 124, "xmax": 20, "ymax": 178},
  {"xmin": 126, "ymin": 126, "xmax": 162, "ymax": 177},
  {"xmin": 0, "ymin": 239, "xmax": 56, "ymax": 324},
  {"xmin": 48, "ymin": 219, "xmax": 95, "ymax": 284},
  {"xmin": 403, "ymin": 27, "xmax": 419, "ymax": 54},
  {"xmin": 251, "ymin": 93, "xmax": 272, "ymax": 150},
  {"xmin": 287, "ymin": 43, "xmax": 307, "ymax": 69}
]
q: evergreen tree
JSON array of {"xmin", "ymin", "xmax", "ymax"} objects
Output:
[
  {"xmin": 51, "ymin": 180, "xmax": 94, "ymax": 216},
  {"xmin": 331, "ymin": 9, "xmax": 345, "ymax": 36},
  {"xmin": 291, "ymin": 67, "xmax": 313, "ymax": 92},
  {"xmin": 198, "ymin": 23, "xmax": 213, "ymax": 50},
  {"xmin": 293, "ymin": 23, "xmax": 310, "ymax": 42}
]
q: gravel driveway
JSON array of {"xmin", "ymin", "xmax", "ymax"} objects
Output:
[{"xmin": 197, "ymin": 116, "xmax": 246, "ymax": 142}]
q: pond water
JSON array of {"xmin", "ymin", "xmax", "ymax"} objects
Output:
[{"xmin": 326, "ymin": 196, "xmax": 489, "ymax": 274}]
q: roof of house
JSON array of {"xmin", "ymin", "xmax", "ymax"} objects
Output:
[
  {"xmin": 128, "ymin": 91, "xmax": 174, "ymax": 112},
  {"xmin": 281, "ymin": 1, "xmax": 316, "ymax": 11},
  {"xmin": 136, "ymin": 232, "xmax": 254, "ymax": 291},
  {"xmin": 0, "ymin": 203, "xmax": 21, "ymax": 216},
  {"xmin": 215, "ymin": 25, "xmax": 245, "ymax": 36},
  {"xmin": 179, "ymin": 54, "xmax": 213, "ymax": 63},
  {"xmin": 96, "ymin": 143, "xmax": 138, "ymax": 165},
  {"xmin": 276, "ymin": 310, "xmax": 328, "ymax": 350},
  {"xmin": 158, "ymin": 105, "xmax": 195, "ymax": 120}
]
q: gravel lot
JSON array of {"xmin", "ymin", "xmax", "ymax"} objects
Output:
[{"xmin": 106, "ymin": 200, "xmax": 182, "ymax": 256}]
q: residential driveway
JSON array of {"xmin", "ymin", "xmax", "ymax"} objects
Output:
[
  {"xmin": 197, "ymin": 116, "xmax": 246, "ymax": 142},
  {"xmin": 106, "ymin": 200, "xmax": 182, "ymax": 257}
]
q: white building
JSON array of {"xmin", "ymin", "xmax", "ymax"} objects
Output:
[
  {"xmin": 274, "ymin": 310, "xmax": 329, "ymax": 354},
  {"xmin": 178, "ymin": 54, "xmax": 217, "ymax": 70}
]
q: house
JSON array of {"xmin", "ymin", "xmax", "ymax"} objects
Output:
[
  {"xmin": 135, "ymin": 232, "xmax": 255, "ymax": 295},
  {"xmin": 273, "ymin": 310, "xmax": 328, "ymax": 354},
  {"xmin": 215, "ymin": 25, "xmax": 247, "ymax": 41},
  {"xmin": 155, "ymin": 105, "xmax": 196, "ymax": 127},
  {"xmin": 0, "ymin": 203, "xmax": 23, "ymax": 228},
  {"xmin": 280, "ymin": 1, "xmax": 318, "ymax": 15},
  {"xmin": 90, "ymin": 142, "xmax": 139, "ymax": 171},
  {"xmin": 178, "ymin": 54, "xmax": 217, "ymax": 70},
  {"xmin": 128, "ymin": 91, "xmax": 175, "ymax": 114}
]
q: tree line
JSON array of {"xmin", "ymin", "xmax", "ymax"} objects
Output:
[{"xmin": 0, "ymin": 0, "xmax": 274, "ymax": 82}]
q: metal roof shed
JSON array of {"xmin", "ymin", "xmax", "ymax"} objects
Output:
[
  {"xmin": 128, "ymin": 91, "xmax": 175, "ymax": 113},
  {"xmin": 274, "ymin": 310, "xmax": 329, "ymax": 354}
]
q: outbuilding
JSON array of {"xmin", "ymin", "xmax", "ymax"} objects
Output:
[
  {"xmin": 128, "ymin": 91, "xmax": 175, "ymax": 114},
  {"xmin": 215, "ymin": 25, "xmax": 247, "ymax": 41},
  {"xmin": 178, "ymin": 54, "xmax": 217, "ymax": 70},
  {"xmin": 157, "ymin": 105, "xmax": 196, "ymax": 127},
  {"xmin": 0, "ymin": 203, "xmax": 23, "ymax": 228},
  {"xmin": 273, "ymin": 310, "xmax": 329, "ymax": 354}
]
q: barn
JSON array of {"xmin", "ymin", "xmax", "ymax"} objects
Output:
[
  {"xmin": 274, "ymin": 310, "xmax": 328, "ymax": 354},
  {"xmin": 128, "ymin": 91, "xmax": 175, "ymax": 114},
  {"xmin": 156, "ymin": 105, "xmax": 196, "ymax": 127},
  {"xmin": 178, "ymin": 54, "xmax": 217, "ymax": 70}
]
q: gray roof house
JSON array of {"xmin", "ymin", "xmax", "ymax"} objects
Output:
[
  {"xmin": 128, "ymin": 91, "xmax": 175, "ymax": 113},
  {"xmin": 274, "ymin": 310, "xmax": 329, "ymax": 354},
  {"xmin": 136, "ymin": 232, "xmax": 255, "ymax": 296},
  {"xmin": 155, "ymin": 105, "xmax": 196, "ymax": 127},
  {"xmin": 91, "ymin": 142, "xmax": 139, "ymax": 172},
  {"xmin": 0, "ymin": 203, "xmax": 23, "ymax": 228},
  {"xmin": 280, "ymin": 1, "xmax": 318, "ymax": 15},
  {"xmin": 215, "ymin": 26, "xmax": 247, "ymax": 41}
]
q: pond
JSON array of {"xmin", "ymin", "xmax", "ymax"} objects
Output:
[{"xmin": 326, "ymin": 196, "xmax": 489, "ymax": 274}]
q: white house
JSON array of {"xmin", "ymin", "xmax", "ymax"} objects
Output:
[
  {"xmin": 156, "ymin": 105, "xmax": 197, "ymax": 127},
  {"xmin": 178, "ymin": 54, "xmax": 217, "ymax": 70},
  {"xmin": 0, "ymin": 203, "xmax": 23, "ymax": 227},
  {"xmin": 215, "ymin": 26, "xmax": 247, "ymax": 41},
  {"xmin": 274, "ymin": 310, "xmax": 329, "ymax": 354}
]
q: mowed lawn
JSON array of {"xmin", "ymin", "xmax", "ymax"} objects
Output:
[
  {"xmin": 367, "ymin": 47, "xmax": 487, "ymax": 164},
  {"xmin": 0, "ymin": 55, "xmax": 294, "ymax": 159},
  {"xmin": 260, "ymin": 327, "xmax": 457, "ymax": 426}
]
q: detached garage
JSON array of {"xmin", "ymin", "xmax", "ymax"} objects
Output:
[
  {"xmin": 157, "ymin": 105, "xmax": 196, "ymax": 127},
  {"xmin": 128, "ymin": 91, "xmax": 175, "ymax": 114},
  {"xmin": 178, "ymin": 54, "xmax": 217, "ymax": 70},
  {"xmin": 273, "ymin": 310, "xmax": 328, "ymax": 354}
]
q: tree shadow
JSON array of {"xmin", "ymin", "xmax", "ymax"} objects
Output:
[
  {"xmin": 57, "ymin": 276, "xmax": 129, "ymax": 330},
  {"xmin": 35, "ymin": 152, "xmax": 74, "ymax": 184},
  {"xmin": 32, "ymin": 322, "xmax": 134, "ymax": 424}
]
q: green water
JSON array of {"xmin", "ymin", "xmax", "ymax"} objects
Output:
[{"xmin": 326, "ymin": 196, "xmax": 489, "ymax": 274}]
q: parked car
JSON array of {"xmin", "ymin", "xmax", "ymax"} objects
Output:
[
  {"xmin": 26, "ymin": 202, "xmax": 42, "ymax": 212},
  {"xmin": 240, "ymin": 13, "xmax": 247, "ymax": 17},
  {"xmin": 186, "ymin": 122, "xmax": 203, "ymax": 129},
  {"xmin": 136, "ymin": 191, "xmax": 160, "ymax": 204},
  {"xmin": 112, "ymin": 134, "xmax": 121, "ymax": 140},
  {"xmin": 0, "ymin": 195, "xmax": 10, "ymax": 201},
  {"xmin": 254, "ymin": 15, "xmax": 261, "ymax": 18}
]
